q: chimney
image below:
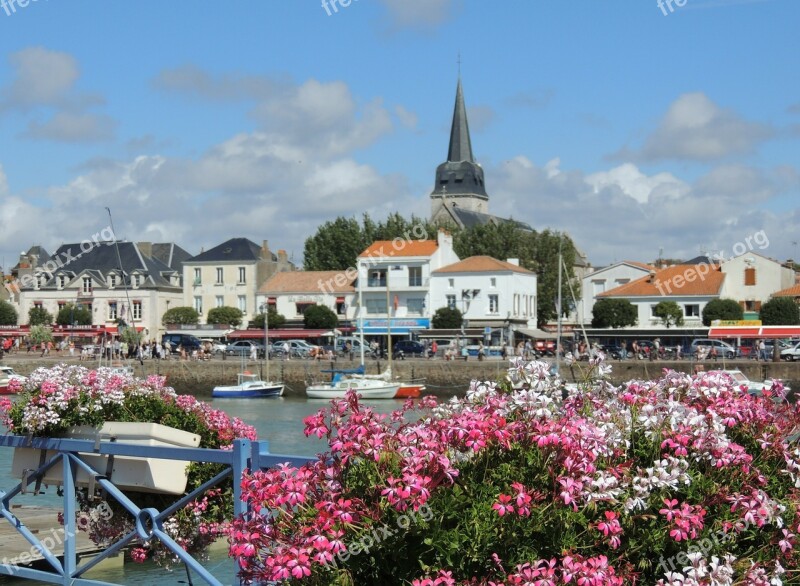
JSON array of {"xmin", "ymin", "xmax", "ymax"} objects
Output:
[
  {"xmin": 506, "ymin": 258, "xmax": 519, "ymax": 266},
  {"xmin": 648, "ymin": 270, "xmax": 656, "ymax": 283},
  {"xmin": 437, "ymin": 228, "xmax": 453, "ymax": 252},
  {"xmin": 138, "ymin": 242, "xmax": 153, "ymax": 258},
  {"xmin": 277, "ymin": 249, "xmax": 288, "ymax": 264},
  {"xmin": 261, "ymin": 240, "xmax": 271, "ymax": 260}
]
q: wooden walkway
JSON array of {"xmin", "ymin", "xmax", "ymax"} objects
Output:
[{"xmin": 0, "ymin": 505, "xmax": 104, "ymax": 569}]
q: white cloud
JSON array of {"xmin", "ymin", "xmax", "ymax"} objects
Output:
[
  {"xmin": 466, "ymin": 105, "xmax": 495, "ymax": 133},
  {"xmin": 633, "ymin": 93, "xmax": 772, "ymax": 161},
  {"xmin": 0, "ymin": 164, "xmax": 8, "ymax": 197},
  {"xmin": 586, "ymin": 163, "xmax": 689, "ymax": 204},
  {"xmin": 394, "ymin": 105, "xmax": 418, "ymax": 130},
  {"xmin": 24, "ymin": 112, "xmax": 116, "ymax": 142}
]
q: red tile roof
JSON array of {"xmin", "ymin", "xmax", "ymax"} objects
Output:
[
  {"xmin": 773, "ymin": 284, "xmax": 800, "ymax": 297},
  {"xmin": 433, "ymin": 256, "xmax": 534, "ymax": 275},
  {"xmin": 259, "ymin": 270, "xmax": 355, "ymax": 294},
  {"xmin": 358, "ymin": 240, "xmax": 438, "ymax": 258},
  {"xmin": 599, "ymin": 264, "xmax": 725, "ymax": 297}
]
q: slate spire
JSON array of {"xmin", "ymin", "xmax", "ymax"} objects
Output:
[{"xmin": 447, "ymin": 78, "xmax": 475, "ymax": 163}]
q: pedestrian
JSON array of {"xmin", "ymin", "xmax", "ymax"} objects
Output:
[
  {"xmin": 249, "ymin": 343, "xmax": 257, "ymax": 361},
  {"xmin": 283, "ymin": 341, "xmax": 291, "ymax": 361},
  {"xmin": 431, "ymin": 340, "xmax": 438, "ymax": 359},
  {"xmin": 478, "ymin": 341, "xmax": 485, "ymax": 361},
  {"xmin": 757, "ymin": 339, "xmax": 766, "ymax": 361}
]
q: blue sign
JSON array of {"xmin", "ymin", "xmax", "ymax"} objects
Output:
[{"xmin": 360, "ymin": 318, "xmax": 430, "ymax": 335}]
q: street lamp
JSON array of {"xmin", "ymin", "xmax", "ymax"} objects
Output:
[{"xmin": 260, "ymin": 302, "xmax": 270, "ymax": 379}]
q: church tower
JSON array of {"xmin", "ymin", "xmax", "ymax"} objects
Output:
[{"xmin": 430, "ymin": 78, "xmax": 489, "ymax": 223}]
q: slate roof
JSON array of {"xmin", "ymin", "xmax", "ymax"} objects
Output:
[
  {"xmin": 358, "ymin": 240, "xmax": 439, "ymax": 258},
  {"xmin": 259, "ymin": 270, "xmax": 355, "ymax": 294},
  {"xmin": 13, "ymin": 246, "xmax": 51, "ymax": 270},
  {"xmin": 39, "ymin": 241, "xmax": 179, "ymax": 289},
  {"xmin": 151, "ymin": 243, "xmax": 192, "ymax": 270},
  {"xmin": 599, "ymin": 264, "xmax": 725, "ymax": 298},
  {"xmin": 434, "ymin": 256, "xmax": 535, "ymax": 275},
  {"xmin": 448, "ymin": 207, "xmax": 533, "ymax": 231},
  {"xmin": 188, "ymin": 238, "xmax": 272, "ymax": 263}
]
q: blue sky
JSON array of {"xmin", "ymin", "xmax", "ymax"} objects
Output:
[{"xmin": 0, "ymin": 0, "xmax": 798, "ymax": 269}]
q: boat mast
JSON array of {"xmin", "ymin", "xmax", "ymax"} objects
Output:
[
  {"xmin": 387, "ymin": 271, "xmax": 392, "ymax": 373},
  {"xmin": 264, "ymin": 303, "xmax": 270, "ymax": 381},
  {"xmin": 358, "ymin": 263, "xmax": 365, "ymax": 366},
  {"xmin": 555, "ymin": 237, "xmax": 563, "ymax": 375}
]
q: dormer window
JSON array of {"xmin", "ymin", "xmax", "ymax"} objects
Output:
[
  {"xmin": 58, "ymin": 275, "xmax": 67, "ymax": 289},
  {"xmin": 82, "ymin": 277, "xmax": 92, "ymax": 294},
  {"xmin": 109, "ymin": 274, "xmax": 117, "ymax": 289},
  {"xmin": 132, "ymin": 275, "xmax": 140, "ymax": 288}
]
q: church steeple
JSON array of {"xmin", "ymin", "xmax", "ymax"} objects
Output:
[
  {"xmin": 447, "ymin": 78, "xmax": 475, "ymax": 163},
  {"xmin": 430, "ymin": 77, "xmax": 489, "ymax": 221}
]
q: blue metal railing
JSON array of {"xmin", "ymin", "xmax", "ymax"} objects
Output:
[{"xmin": 0, "ymin": 434, "xmax": 313, "ymax": 585}]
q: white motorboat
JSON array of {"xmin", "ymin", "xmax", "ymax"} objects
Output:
[
  {"xmin": 0, "ymin": 366, "xmax": 26, "ymax": 395},
  {"xmin": 212, "ymin": 372, "xmax": 284, "ymax": 398},
  {"xmin": 305, "ymin": 376, "xmax": 400, "ymax": 400},
  {"xmin": 718, "ymin": 369, "xmax": 790, "ymax": 397}
]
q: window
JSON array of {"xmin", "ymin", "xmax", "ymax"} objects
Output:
[
  {"xmin": 514, "ymin": 294, "xmax": 520, "ymax": 315},
  {"xmin": 132, "ymin": 275, "xmax": 140, "ymax": 288},
  {"xmin": 366, "ymin": 298, "xmax": 388, "ymax": 314},
  {"xmin": 446, "ymin": 294, "xmax": 456, "ymax": 309},
  {"xmin": 194, "ymin": 268, "xmax": 201, "ymax": 285},
  {"xmin": 744, "ymin": 268, "xmax": 756, "ymax": 286},
  {"xmin": 109, "ymin": 274, "xmax": 117, "ymax": 288},
  {"xmin": 336, "ymin": 300, "xmax": 346, "ymax": 315},
  {"xmin": 132, "ymin": 301, "xmax": 142, "ymax": 320},
  {"xmin": 448, "ymin": 278, "xmax": 454, "ymax": 289},
  {"xmin": 82, "ymin": 277, "xmax": 92, "ymax": 293},
  {"xmin": 489, "ymin": 294, "xmax": 499, "ymax": 314},
  {"xmin": 108, "ymin": 302, "xmax": 118, "ymax": 320},
  {"xmin": 238, "ymin": 267, "xmax": 246, "ymax": 284},
  {"xmin": 33, "ymin": 301, "xmax": 43, "ymax": 309},
  {"xmin": 58, "ymin": 275, "xmax": 67, "ymax": 289},
  {"xmin": 490, "ymin": 278, "xmax": 497, "ymax": 288},
  {"xmin": 368, "ymin": 270, "xmax": 386, "ymax": 287},
  {"xmin": 35, "ymin": 275, "xmax": 42, "ymax": 289},
  {"xmin": 194, "ymin": 296, "xmax": 203, "ymax": 314},
  {"xmin": 58, "ymin": 301, "xmax": 66, "ymax": 311},
  {"xmin": 407, "ymin": 298, "xmax": 424, "ymax": 315},
  {"xmin": 615, "ymin": 279, "xmax": 630, "ymax": 286},
  {"xmin": 650, "ymin": 304, "xmax": 659, "ymax": 317},
  {"xmin": 216, "ymin": 296, "xmax": 224, "ymax": 308},
  {"xmin": 684, "ymin": 304, "xmax": 700, "ymax": 318},
  {"xmin": 296, "ymin": 302, "xmax": 314, "ymax": 316},
  {"xmin": 744, "ymin": 300, "xmax": 762, "ymax": 312},
  {"xmin": 238, "ymin": 295, "xmax": 247, "ymax": 314},
  {"xmin": 408, "ymin": 267, "xmax": 422, "ymax": 287},
  {"xmin": 216, "ymin": 267, "xmax": 223, "ymax": 284}
]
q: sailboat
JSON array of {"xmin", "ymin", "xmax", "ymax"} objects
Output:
[{"xmin": 213, "ymin": 311, "xmax": 284, "ymax": 398}]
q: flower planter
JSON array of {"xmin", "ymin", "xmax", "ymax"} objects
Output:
[{"xmin": 12, "ymin": 422, "xmax": 201, "ymax": 495}]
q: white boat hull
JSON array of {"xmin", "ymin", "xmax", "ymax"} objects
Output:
[{"xmin": 305, "ymin": 378, "xmax": 400, "ymax": 399}]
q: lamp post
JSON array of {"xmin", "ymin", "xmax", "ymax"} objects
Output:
[{"xmin": 261, "ymin": 302, "xmax": 270, "ymax": 380}]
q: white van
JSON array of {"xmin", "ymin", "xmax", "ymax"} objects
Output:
[{"xmin": 336, "ymin": 336, "xmax": 366, "ymax": 355}]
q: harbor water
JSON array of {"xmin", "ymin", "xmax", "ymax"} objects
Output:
[{"xmin": 0, "ymin": 395, "xmax": 414, "ymax": 585}]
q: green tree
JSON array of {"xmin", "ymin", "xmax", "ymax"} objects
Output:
[
  {"xmin": 119, "ymin": 325, "xmax": 143, "ymax": 348},
  {"xmin": 161, "ymin": 306, "xmax": 200, "ymax": 326},
  {"xmin": 591, "ymin": 298, "xmax": 637, "ymax": 328},
  {"xmin": 759, "ymin": 297, "xmax": 800, "ymax": 325},
  {"xmin": 431, "ymin": 306, "xmax": 463, "ymax": 329},
  {"xmin": 303, "ymin": 305, "xmax": 338, "ymax": 329},
  {"xmin": 251, "ymin": 308, "xmax": 286, "ymax": 329},
  {"xmin": 28, "ymin": 306, "xmax": 53, "ymax": 326},
  {"xmin": 701, "ymin": 298, "xmax": 744, "ymax": 326},
  {"xmin": 206, "ymin": 306, "xmax": 244, "ymax": 328},
  {"xmin": 28, "ymin": 324, "xmax": 53, "ymax": 345},
  {"xmin": 653, "ymin": 300, "xmax": 684, "ymax": 328},
  {"xmin": 55, "ymin": 303, "xmax": 93, "ymax": 326},
  {"xmin": 0, "ymin": 300, "xmax": 18, "ymax": 325}
]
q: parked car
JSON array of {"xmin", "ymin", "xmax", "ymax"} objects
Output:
[
  {"xmin": 224, "ymin": 340, "xmax": 266, "ymax": 358},
  {"xmin": 781, "ymin": 342, "xmax": 800, "ymax": 361},
  {"xmin": 689, "ymin": 339, "xmax": 737, "ymax": 359},
  {"xmin": 270, "ymin": 340, "xmax": 314, "ymax": 358},
  {"xmin": 393, "ymin": 340, "xmax": 426, "ymax": 357},
  {"xmin": 200, "ymin": 338, "xmax": 227, "ymax": 354},
  {"xmin": 162, "ymin": 333, "xmax": 204, "ymax": 355}
]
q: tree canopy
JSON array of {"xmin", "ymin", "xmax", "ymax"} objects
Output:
[
  {"xmin": 591, "ymin": 298, "xmax": 637, "ymax": 329},
  {"xmin": 431, "ymin": 306, "xmax": 464, "ymax": 329},
  {"xmin": 0, "ymin": 300, "xmax": 18, "ymax": 326},
  {"xmin": 29, "ymin": 324, "xmax": 53, "ymax": 345},
  {"xmin": 251, "ymin": 308, "xmax": 287, "ymax": 329},
  {"xmin": 206, "ymin": 306, "xmax": 244, "ymax": 328},
  {"xmin": 759, "ymin": 297, "xmax": 800, "ymax": 325},
  {"xmin": 653, "ymin": 300, "xmax": 684, "ymax": 328},
  {"xmin": 303, "ymin": 305, "xmax": 338, "ymax": 329},
  {"xmin": 161, "ymin": 306, "xmax": 200, "ymax": 326},
  {"xmin": 28, "ymin": 306, "xmax": 53, "ymax": 326},
  {"xmin": 701, "ymin": 298, "xmax": 744, "ymax": 326},
  {"xmin": 56, "ymin": 303, "xmax": 93, "ymax": 326}
]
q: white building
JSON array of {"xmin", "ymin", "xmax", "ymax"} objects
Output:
[
  {"xmin": 183, "ymin": 238, "xmax": 295, "ymax": 324},
  {"xmin": 14, "ymin": 242, "xmax": 187, "ymax": 338},
  {"xmin": 355, "ymin": 230, "xmax": 460, "ymax": 339},
  {"xmin": 579, "ymin": 261, "xmax": 654, "ymax": 325},
  {"xmin": 718, "ymin": 252, "xmax": 796, "ymax": 317},
  {"xmin": 430, "ymin": 256, "xmax": 538, "ymax": 338}
]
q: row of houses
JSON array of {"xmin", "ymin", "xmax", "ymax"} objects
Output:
[{"xmin": 1, "ymin": 230, "xmax": 540, "ymax": 344}]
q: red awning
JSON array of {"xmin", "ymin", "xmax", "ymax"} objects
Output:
[
  {"xmin": 709, "ymin": 326, "xmax": 800, "ymax": 339},
  {"xmin": 762, "ymin": 326, "xmax": 800, "ymax": 338},
  {"xmin": 336, "ymin": 297, "xmax": 345, "ymax": 303}
]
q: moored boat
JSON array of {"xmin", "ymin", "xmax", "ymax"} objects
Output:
[
  {"xmin": 212, "ymin": 372, "xmax": 284, "ymax": 398},
  {"xmin": 0, "ymin": 366, "xmax": 26, "ymax": 395},
  {"xmin": 305, "ymin": 377, "xmax": 401, "ymax": 400},
  {"xmin": 353, "ymin": 367, "xmax": 426, "ymax": 398}
]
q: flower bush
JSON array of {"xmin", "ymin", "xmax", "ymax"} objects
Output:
[
  {"xmin": 229, "ymin": 358, "xmax": 800, "ymax": 585},
  {"xmin": 0, "ymin": 364, "xmax": 257, "ymax": 566}
]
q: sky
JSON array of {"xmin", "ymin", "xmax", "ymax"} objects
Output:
[{"xmin": 0, "ymin": 0, "xmax": 798, "ymax": 271}]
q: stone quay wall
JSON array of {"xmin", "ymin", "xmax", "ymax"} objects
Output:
[{"xmin": 3, "ymin": 355, "xmax": 799, "ymax": 397}]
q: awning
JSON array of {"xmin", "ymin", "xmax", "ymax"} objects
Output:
[
  {"xmin": 227, "ymin": 328, "xmax": 354, "ymax": 340},
  {"xmin": 335, "ymin": 297, "xmax": 345, "ymax": 303},
  {"xmin": 516, "ymin": 328, "xmax": 559, "ymax": 340},
  {"xmin": 166, "ymin": 328, "xmax": 233, "ymax": 338},
  {"xmin": 709, "ymin": 326, "xmax": 800, "ymax": 339}
]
